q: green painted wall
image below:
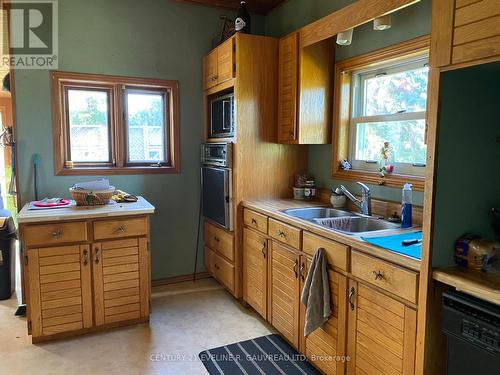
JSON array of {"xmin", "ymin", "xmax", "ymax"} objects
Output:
[
  {"xmin": 13, "ymin": 0, "xmax": 263, "ymax": 280},
  {"xmin": 266, "ymin": 0, "xmax": 432, "ymax": 205},
  {"xmin": 431, "ymin": 62, "xmax": 500, "ymax": 267}
]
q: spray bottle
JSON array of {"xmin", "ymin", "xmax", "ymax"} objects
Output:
[{"xmin": 401, "ymin": 183, "xmax": 413, "ymax": 228}]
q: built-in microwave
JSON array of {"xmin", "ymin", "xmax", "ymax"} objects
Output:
[{"xmin": 209, "ymin": 92, "xmax": 235, "ymax": 138}]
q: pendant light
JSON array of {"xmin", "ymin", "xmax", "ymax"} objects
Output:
[
  {"xmin": 336, "ymin": 28, "xmax": 353, "ymax": 46},
  {"xmin": 373, "ymin": 15, "xmax": 391, "ymax": 30}
]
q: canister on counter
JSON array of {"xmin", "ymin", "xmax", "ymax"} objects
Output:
[{"xmin": 303, "ymin": 180, "xmax": 316, "ymax": 200}]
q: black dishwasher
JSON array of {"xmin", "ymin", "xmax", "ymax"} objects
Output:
[{"xmin": 442, "ymin": 291, "xmax": 500, "ymax": 374}]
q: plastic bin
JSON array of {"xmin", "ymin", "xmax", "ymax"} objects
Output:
[{"xmin": 0, "ymin": 214, "xmax": 17, "ymax": 300}]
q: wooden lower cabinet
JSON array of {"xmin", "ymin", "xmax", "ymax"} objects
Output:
[
  {"xmin": 347, "ymin": 280, "xmax": 417, "ymax": 375},
  {"xmin": 23, "ymin": 216, "xmax": 152, "ymax": 342},
  {"xmin": 27, "ymin": 245, "xmax": 93, "ymax": 338},
  {"xmin": 269, "ymin": 240, "xmax": 301, "ymax": 348},
  {"xmin": 206, "ymin": 246, "xmax": 235, "ymax": 293},
  {"xmin": 242, "ymin": 228, "xmax": 268, "ymax": 319},
  {"xmin": 92, "ymin": 238, "xmax": 150, "ymax": 326},
  {"xmin": 300, "ymin": 258, "xmax": 348, "ymax": 375}
]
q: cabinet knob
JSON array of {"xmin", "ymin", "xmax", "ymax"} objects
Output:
[
  {"xmin": 293, "ymin": 259, "xmax": 299, "ymax": 278},
  {"xmin": 278, "ymin": 230, "xmax": 286, "ymax": 238},
  {"xmin": 115, "ymin": 225, "xmax": 126, "ymax": 233},
  {"xmin": 51, "ymin": 228, "xmax": 63, "ymax": 239},
  {"xmin": 299, "ymin": 262, "xmax": 305, "ymax": 281},
  {"xmin": 214, "ymin": 236, "xmax": 220, "ymax": 242},
  {"xmin": 82, "ymin": 249, "xmax": 89, "ymax": 266},
  {"xmin": 261, "ymin": 242, "xmax": 266, "ymax": 258},
  {"xmin": 95, "ymin": 247, "xmax": 100, "ymax": 264},
  {"xmin": 372, "ymin": 271, "xmax": 384, "ymax": 280},
  {"xmin": 251, "ymin": 218, "xmax": 257, "ymax": 225}
]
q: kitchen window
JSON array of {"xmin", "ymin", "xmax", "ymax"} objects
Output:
[
  {"xmin": 332, "ymin": 36, "xmax": 430, "ymax": 190},
  {"xmin": 52, "ymin": 71, "xmax": 179, "ymax": 175},
  {"xmin": 350, "ymin": 58, "xmax": 429, "ymax": 176}
]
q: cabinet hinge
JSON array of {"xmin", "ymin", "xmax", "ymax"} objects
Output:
[
  {"xmin": 28, "ymin": 320, "xmax": 32, "ymax": 331},
  {"xmin": 24, "ymin": 256, "xmax": 28, "ymax": 265}
]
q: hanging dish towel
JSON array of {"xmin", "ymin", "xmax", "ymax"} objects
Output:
[{"xmin": 301, "ymin": 248, "xmax": 331, "ymax": 337}]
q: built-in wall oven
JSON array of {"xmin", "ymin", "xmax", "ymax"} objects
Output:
[{"xmin": 201, "ymin": 143, "xmax": 233, "ymax": 231}]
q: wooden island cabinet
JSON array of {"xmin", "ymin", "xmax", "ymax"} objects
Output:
[{"xmin": 18, "ymin": 197, "xmax": 154, "ymax": 343}]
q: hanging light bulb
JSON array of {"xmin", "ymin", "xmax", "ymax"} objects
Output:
[
  {"xmin": 336, "ymin": 28, "xmax": 353, "ymax": 46},
  {"xmin": 373, "ymin": 15, "xmax": 391, "ymax": 30}
]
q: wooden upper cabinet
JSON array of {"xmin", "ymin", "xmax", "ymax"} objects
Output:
[
  {"xmin": 269, "ymin": 240, "xmax": 301, "ymax": 348},
  {"xmin": 278, "ymin": 33, "xmax": 299, "ymax": 142},
  {"xmin": 243, "ymin": 228, "xmax": 268, "ymax": 319},
  {"xmin": 431, "ymin": 0, "xmax": 500, "ymax": 68},
  {"xmin": 300, "ymin": 258, "xmax": 348, "ymax": 375},
  {"xmin": 277, "ymin": 32, "xmax": 333, "ymax": 144},
  {"xmin": 203, "ymin": 37, "xmax": 235, "ymax": 90},
  {"xmin": 346, "ymin": 280, "xmax": 417, "ymax": 375}
]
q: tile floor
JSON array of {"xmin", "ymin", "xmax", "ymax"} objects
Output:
[{"xmin": 0, "ymin": 278, "xmax": 274, "ymax": 375}]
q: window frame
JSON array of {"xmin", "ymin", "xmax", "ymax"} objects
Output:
[
  {"xmin": 349, "ymin": 57, "xmax": 429, "ymax": 177},
  {"xmin": 52, "ymin": 71, "xmax": 180, "ymax": 175},
  {"xmin": 332, "ymin": 36, "xmax": 430, "ymax": 191}
]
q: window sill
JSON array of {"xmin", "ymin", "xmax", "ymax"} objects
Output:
[
  {"xmin": 332, "ymin": 169, "xmax": 425, "ymax": 191},
  {"xmin": 56, "ymin": 165, "xmax": 180, "ymax": 176}
]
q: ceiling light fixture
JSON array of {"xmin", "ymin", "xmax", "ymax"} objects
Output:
[
  {"xmin": 374, "ymin": 15, "xmax": 391, "ymax": 30},
  {"xmin": 336, "ymin": 28, "xmax": 353, "ymax": 46}
]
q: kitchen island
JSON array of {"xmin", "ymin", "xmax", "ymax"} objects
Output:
[{"xmin": 17, "ymin": 197, "xmax": 155, "ymax": 343}]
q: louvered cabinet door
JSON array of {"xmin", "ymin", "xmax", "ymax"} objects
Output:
[
  {"xmin": 93, "ymin": 238, "xmax": 150, "ymax": 325},
  {"xmin": 269, "ymin": 240, "xmax": 300, "ymax": 348},
  {"xmin": 27, "ymin": 245, "xmax": 92, "ymax": 339},
  {"xmin": 243, "ymin": 228, "xmax": 268, "ymax": 319},
  {"xmin": 300, "ymin": 258, "xmax": 348, "ymax": 375},
  {"xmin": 277, "ymin": 32, "xmax": 298, "ymax": 143},
  {"xmin": 347, "ymin": 281, "xmax": 417, "ymax": 375}
]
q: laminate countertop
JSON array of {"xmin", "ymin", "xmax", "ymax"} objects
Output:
[
  {"xmin": 17, "ymin": 196, "xmax": 155, "ymax": 223},
  {"xmin": 433, "ymin": 267, "xmax": 500, "ymax": 305},
  {"xmin": 242, "ymin": 199, "xmax": 422, "ymax": 271}
]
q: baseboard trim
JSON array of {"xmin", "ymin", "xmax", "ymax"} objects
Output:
[{"xmin": 151, "ymin": 272, "xmax": 212, "ymax": 287}]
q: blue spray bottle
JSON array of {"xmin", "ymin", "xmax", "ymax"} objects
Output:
[{"xmin": 401, "ymin": 183, "xmax": 413, "ymax": 228}]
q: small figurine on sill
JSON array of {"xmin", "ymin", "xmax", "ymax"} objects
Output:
[{"xmin": 378, "ymin": 141, "xmax": 394, "ymax": 177}]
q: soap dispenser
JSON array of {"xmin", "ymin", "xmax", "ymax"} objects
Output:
[{"xmin": 401, "ymin": 183, "xmax": 412, "ymax": 228}]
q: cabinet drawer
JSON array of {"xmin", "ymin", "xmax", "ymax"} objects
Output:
[
  {"xmin": 93, "ymin": 217, "xmax": 147, "ymax": 240},
  {"xmin": 213, "ymin": 251, "xmax": 235, "ymax": 292},
  {"xmin": 302, "ymin": 231, "xmax": 349, "ymax": 272},
  {"xmin": 269, "ymin": 218, "xmax": 301, "ymax": 249},
  {"xmin": 24, "ymin": 222, "xmax": 87, "ymax": 247},
  {"xmin": 351, "ymin": 250, "xmax": 419, "ymax": 304},
  {"xmin": 204, "ymin": 221, "xmax": 234, "ymax": 262},
  {"xmin": 243, "ymin": 209, "xmax": 268, "ymax": 234}
]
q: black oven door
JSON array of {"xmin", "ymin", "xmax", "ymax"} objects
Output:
[{"xmin": 201, "ymin": 166, "xmax": 232, "ymax": 230}]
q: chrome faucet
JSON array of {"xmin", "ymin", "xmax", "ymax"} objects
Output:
[{"xmin": 339, "ymin": 182, "xmax": 371, "ymax": 216}]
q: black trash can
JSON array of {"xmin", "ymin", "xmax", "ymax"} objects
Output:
[{"xmin": 0, "ymin": 214, "xmax": 17, "ymax": 300}]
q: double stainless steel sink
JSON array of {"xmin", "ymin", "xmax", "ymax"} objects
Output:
[{"xmin": 282, "ymin": 207, "xmax": 400, "ymax": 235}]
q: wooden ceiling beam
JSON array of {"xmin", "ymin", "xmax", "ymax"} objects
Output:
[{"xmin": 300, "ymin": 0, "xmax": 421, "ymax": 47}]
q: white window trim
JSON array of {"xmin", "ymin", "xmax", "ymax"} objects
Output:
[{"xmin": 348, "ymin": 57, "xmax": 429, "ymax": 177}]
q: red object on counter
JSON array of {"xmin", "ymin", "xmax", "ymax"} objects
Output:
[{"xmin": 33, "ymin": 199, "xmax": 71, "ymax": 207}]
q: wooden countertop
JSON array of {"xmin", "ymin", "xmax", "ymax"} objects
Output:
[
  {"xmin": 242, "ymin": 199, "xmax": 422, "ymax": 271},
  {"xmin": 433, "ymin": 267, "xmax": 500, "ymax": 305},
  {"xmin": 18, "ymin": 196, "xmax": 155, "ymax": 223}
]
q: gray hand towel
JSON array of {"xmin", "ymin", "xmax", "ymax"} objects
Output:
[{"xmin": 300, "ymin": 248, "xmax": 331, "ymax": 337}]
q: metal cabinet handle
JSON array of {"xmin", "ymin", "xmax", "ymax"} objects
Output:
[
  {"xmin": 293, "ymin": 259, "xmax": 299, "ymax": 278},
  {"xmin": 373, "ymin": 271, "xmax": 384, "ymax": 280},
  {"xmin": 115, "ymin": 225, "xmax": 126, "ymax": 233},
  {"xmin": 95, "ymin": 247, "xmax": 100, "ymax": 264},
  {"xmin": 299, "ymin": 262, "xmax": 306, "ymax": 281},
  {"xmin": 214, "ymin": 236, "xmax": 220, "ymax": 242},
  {"xmin": 82, "ymin": 249, "xmax": 89, "ymax": 265},
  {"xmin": 251, "ymin": 218, "xmax": 257, "ymax": 225},
  {"xmin": 261, "ymin": 242, "xmax": 266, "ymax": 258},
  {"xmin": 278, "ymin": 230, "xmax": 286, "ymax": 238},
  {"xmin": 214, "ymin": 263, "xmax": 219, "ymax": 270},
  {"xmin": 349, "ymin": 287, "xmax": 356, "ymax": 311},
  {"xmin": 51, "ymin": 229, "xmax": 63, "ymax": 239}
]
